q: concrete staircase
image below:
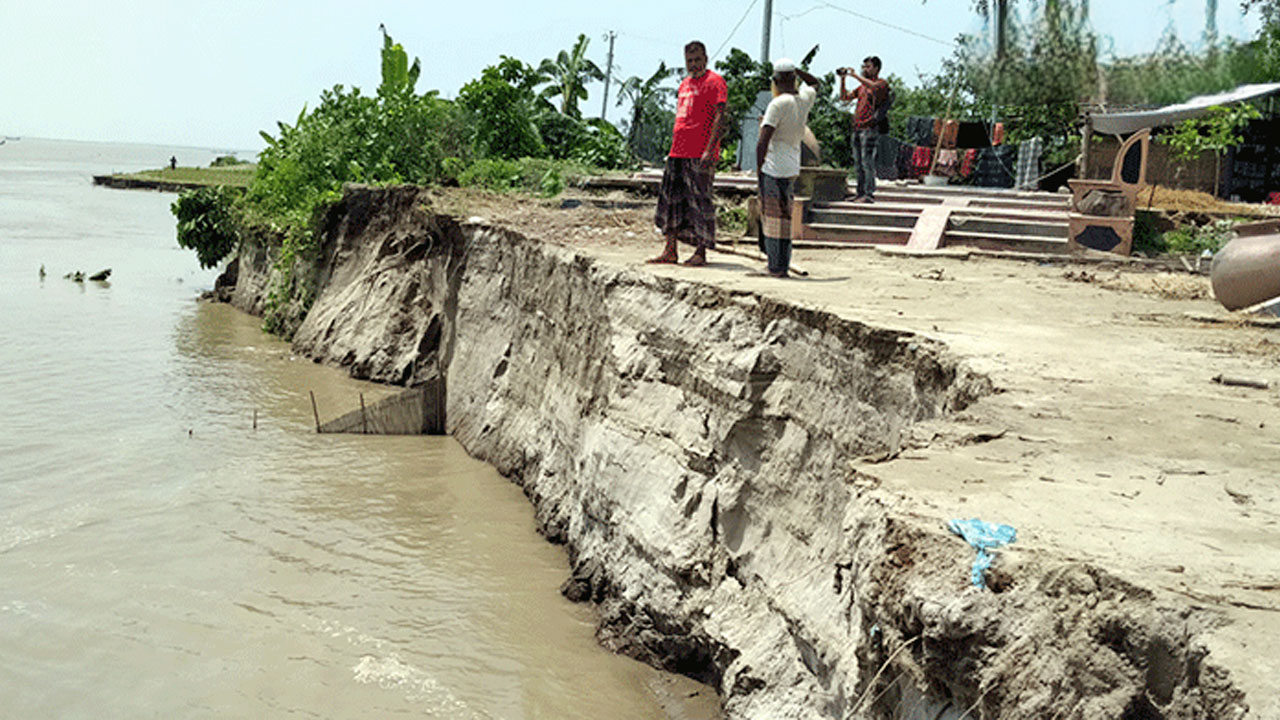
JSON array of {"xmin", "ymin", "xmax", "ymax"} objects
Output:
[
  {"xmin": 793, "ymin": 183, "xmax": 1075, "ymax": 254},
  {"xmin": 596, "ymin": 171, "xmax": 1092, "ymax": 256}
]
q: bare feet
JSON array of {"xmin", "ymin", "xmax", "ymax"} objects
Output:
[
  {"xmin": 683, "ymin": 251, "xmax": 708, "ymax": 267},
  {"xmin": 648, "ymin": 239, "xmax": 679, "ymax": 264}
]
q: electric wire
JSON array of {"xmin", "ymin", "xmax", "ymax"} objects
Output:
[
  {"xmin": 815, "ymin": 1, "xmax": 957, "ymax": 48},
  {"xmin": 711, "ymin": 0, "xmax": 757, "ymax": 59}
]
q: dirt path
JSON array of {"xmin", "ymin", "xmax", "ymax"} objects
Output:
[{"xmin": 445, "ymin": 188, "xmax": 1280, "ymax": 713}]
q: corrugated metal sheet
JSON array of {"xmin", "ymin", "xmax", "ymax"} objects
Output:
[{"xmin": 1090, "ymin": 83, "xmax": 1280, "ymax": 135}]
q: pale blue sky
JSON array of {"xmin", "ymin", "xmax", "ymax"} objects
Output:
[{"xmin": 0, "ymin": 1, "xmax": 1262, "ymax": 151}]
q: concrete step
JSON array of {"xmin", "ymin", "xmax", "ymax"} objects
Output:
[
  {"xmin": 946, "ymin": 216, "xmax": 1070, "ymax": 239},
  {"xmin": 943, "ymin": 230, "xmax": 1070, "ymax": 254},
  {"xmin": 883, "ymin": 184, "xmax": 1067, "ymax": 202},
  {"xmin": 966, "ymin": 198, "xmax": 1071, "ymax": 212},
  {"xmin": 855, "ymin": 192, "xmax": 947, "ymax": 206},
  {"xmin": 950, "ymin": 208, "xmax": 1071, "ymax": 222},
  {"xmin": 802, "ymin": 223, "xmax": 914, "ymax": 245},
  {"xmin": 807, "ymin": 207, "xmax": 920, "ymax": 228}
]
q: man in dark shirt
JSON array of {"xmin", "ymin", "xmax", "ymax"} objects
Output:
[{"xmin": 839, "ymin": 57, "xmax": 889, "ymax": 203}]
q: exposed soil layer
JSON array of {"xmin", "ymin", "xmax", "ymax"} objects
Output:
[{"xmin": 214, "ymin": 185, "xmax": 1277, "ymax": 719}]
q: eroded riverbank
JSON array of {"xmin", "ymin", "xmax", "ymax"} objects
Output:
[
  {"xmin": 1, "ymin": 140, "xmax": 720, "ymax": 720},
  {"xmin": 213, "ymin": 184, "xmax": 1277, "ymax": 719}
]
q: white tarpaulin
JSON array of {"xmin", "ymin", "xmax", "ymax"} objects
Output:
[{"xmin": 1090, "ymin": 82, "xmax": 1280, "ymax": 135}]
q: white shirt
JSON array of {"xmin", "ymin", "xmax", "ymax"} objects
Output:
[{"xmin": 760, "ymin": 84, "xmax": 817, "ymax": 179}]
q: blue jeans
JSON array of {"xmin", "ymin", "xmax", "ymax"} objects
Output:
[{"xmin": 853, "ymin": 129, "xmax": 879, "ymax": 198}]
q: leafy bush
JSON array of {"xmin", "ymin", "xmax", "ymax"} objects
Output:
[
  {"xmin": 458, "ymin": 157, "xmax": 592, "ymax": 196},
  {"xmin": 1162, "ymin": 219, "xmax": 1241, "ymax": 255},
  {"xmin": 1132, "ymin": 210, "xmax": 1167, "ymax": 255},
  {"xmin": 716, "ymin": 202, "xmax": 748, "ymax": 236},
  {"xmin": 172, "ymin": 186, "xmax": 240, "ymax": 268},
  {"xmin": 210, "ymin": 155, "xmax": 249, "ymax": 167},
  {"xmin": 536, "ymin": 110, "xmax": 586, "ymax": 160},
  {"xmin": 457, "ymin": 56, "xmax": 548, "ymax": 160},
  {"xmin": 572, "ymin": 118, "xmax": 632, "ymax": 169},
  {"xmin": 616, "ymin": 63, "xmax": 676, "ymax": 165},
  {"xmin": 239, "ymin": 28, "xmax": 466, "ymax": 333},
  {"xmin": 715, "ymin": 49, "xmax": 771, "ymax": 149},
  {"xmin": 246, "ymin": 29, "xmax": 464, "ymax": 230}
]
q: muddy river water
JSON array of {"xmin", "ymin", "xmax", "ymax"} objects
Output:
[{"xmin": 0, "ymin": 139, "xmax": 717, "ymax": 719}]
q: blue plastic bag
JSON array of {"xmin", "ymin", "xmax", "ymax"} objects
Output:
[{"xmin": 947, "ymin": 518, "xmax": 1017, "ymax": 589}]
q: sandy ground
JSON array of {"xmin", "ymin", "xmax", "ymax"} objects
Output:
[{"xmin": 437, "ymin": 188, "xmax": 1280, "ymax": 712}]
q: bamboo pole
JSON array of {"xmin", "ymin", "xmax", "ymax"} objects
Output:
[{"xmin": 310, "ymin": 391, "xmax": 321, "ymax": 433}]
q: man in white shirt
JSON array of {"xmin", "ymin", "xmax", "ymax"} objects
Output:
[{"xmin": 755, "ymin": 58, "xmax": 821, "ymax": 278}]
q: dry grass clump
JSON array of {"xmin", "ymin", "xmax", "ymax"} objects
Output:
[
  {"xmin": 1115, "ymin": 272, "xmax": 1212, "ymax": 300},
  {"xmin": 1144, "ymin": 185, "xmax": 1280, "ymax": 218},
  {"xmin": 1063, "ymin": 269, "xmax": 1211, "ymax": 300}
]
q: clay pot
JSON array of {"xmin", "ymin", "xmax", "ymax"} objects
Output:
[{"xmin": 1211, "ymin": 219, "xmax": 1280, "ymax": 310}]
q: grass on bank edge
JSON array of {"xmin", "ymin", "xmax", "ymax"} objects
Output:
[{"xmin": 113, "ymin": 165, "xmax": 257, "ymax": 188}]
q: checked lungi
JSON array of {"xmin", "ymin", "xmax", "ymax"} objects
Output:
[
  {"xmin": 757, "ymin": 173, "xmax": 794, "ymax": 275},
  {"xmin": 654, "ymin": 157, "xmax": 716, "ymax": 250}
]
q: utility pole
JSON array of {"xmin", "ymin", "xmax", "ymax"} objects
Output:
[
  {"xmin": 601, "ymin": 31, "xmax": 617, "ymax": 121},
  {"xmin": 1205, "ymin": 0, "xmax": 1219, "ymax": 46},
  {"xmin": 991, "ymin": 0, "xmax": 1008, "ymax": 125},
  {"xmin": 761, "ymin": 0, "xmax": 773, "ymax": 63},
  {"xmin": 994, "ymin": 0, "xmax": 1009, "ymax": 62}
]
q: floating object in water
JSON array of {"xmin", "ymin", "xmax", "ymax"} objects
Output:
[
  {"xmin": 64, "ymin": 271, "xmax": 85, "ymax": 282},
  {"xmin": 1211, "ymin": 219, "xmax": 1280, "ymax": 310},
  {"xmin": 89, "ymin": 268, "xmax": 111, "ymax": 282},
  {"xmin": 39, "ymin": 264, "xmax": 45, "ymax": 279}
]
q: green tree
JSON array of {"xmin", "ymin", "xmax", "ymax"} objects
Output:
[
  {"xmin": 173, "ymin": 186, "xmax": 240, "ymax": 269},
  {"xmin": 457, "ymin": 56, "xmax": 548, "ymax": 160},
  {"xmin": 377, "ymin": 23, "xmax": 421, "ymax": 98},
  {"xmin": 193, "ymin": 27, "xmax": 464, "ymax": 335},
  {"xmin": 616, "ymin": 62, "xmax": 676, "ymax": 163},
  {"xmin": 537, "ymin": 34, "xmax": 605, "ymax": 118},
  {"xmin": 1242, "ymin": 0, "xmax": 1280, "ymax": 77},
  {"xmin": 942, "ymin": 0, "xmax": 1097, "ymax": 167},
  {"xmin": 1162, "ymin": 103, "xmax": 1262, "ymax": 195},
  {"xmin": 714, "ymin": 48, "xmax": 772, "ymax": 147},
  {"xmin": 1241, "ymin": 0, "xmax": 1280, "ymax": 23}
]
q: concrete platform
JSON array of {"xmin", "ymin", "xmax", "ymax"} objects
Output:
[{"xmin": 598, "ymin": 171, "xmax": 1097, "ymax": 257}]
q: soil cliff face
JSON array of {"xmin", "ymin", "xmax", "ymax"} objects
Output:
[{"xmin": 222, "ymin": 185, "xmax": 1251, "ymax": 719}]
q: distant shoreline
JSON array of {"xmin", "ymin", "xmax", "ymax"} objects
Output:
[{"xmin": 94, "ymin": 165, "xmax": 254, "ymax": 193}]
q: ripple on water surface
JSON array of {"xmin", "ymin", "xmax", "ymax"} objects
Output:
[{"xmin": 0, "ymin": 139, "xmax": 719, "ymax": 720}]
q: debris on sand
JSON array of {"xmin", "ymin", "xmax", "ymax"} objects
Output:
[{"xmin": 1212, "ymin": 374, "xmax": 1270, "ymax": 390}]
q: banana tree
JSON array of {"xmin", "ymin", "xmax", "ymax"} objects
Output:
[
  {"xmin": 378, "ymin": 24, "xmax": 421, "ymax": 98},
  {"xmin": 537, "ymin": 34, "xmax": 605, "ymax": 118},
  {"xmin": 616, "ymin": 62, "xmax": 675, "ymax": 154}
]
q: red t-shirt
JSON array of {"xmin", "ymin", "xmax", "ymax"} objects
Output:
[
  {"xmin": 669, "ymin": 70, "xmax": 728, "ymax": 159},
  {"xmin": 852, "ymin": 79, "xmax": 889, "ymax": 130}
]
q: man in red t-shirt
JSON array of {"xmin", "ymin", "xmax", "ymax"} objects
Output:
[
  {"xmin": 651, "ymin": 40, "xmax": 727, "ymax": 267},
  {"xmin": 839, "ymin": 56, "xmax": 889, "ymax": 203}
]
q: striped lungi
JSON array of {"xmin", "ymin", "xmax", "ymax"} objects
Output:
[
  {"xmin": 654, "ymin": 157, "xmax": 716, "ymax": 249},
  {"xmin": 758, "ymin": 173, "xmax": 793, "ymax": 243},
  {"xmin": 758, "ymin": 173, "xmax": 794, "ymax": 275}
]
